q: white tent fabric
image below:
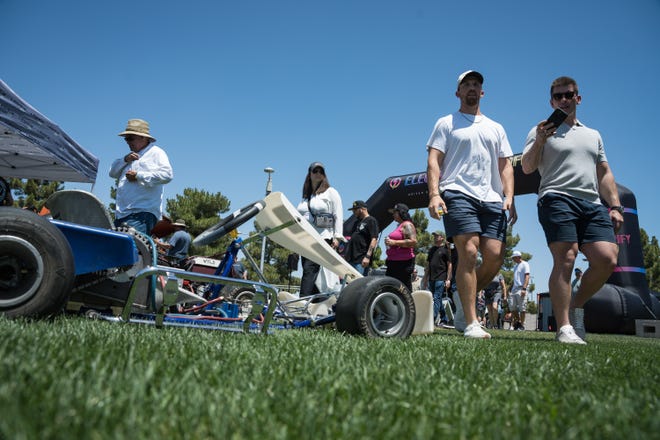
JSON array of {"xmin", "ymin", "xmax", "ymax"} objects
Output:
[{"xmin": 0, "ymin": 79, "xmax": 98, "ymax": 183}]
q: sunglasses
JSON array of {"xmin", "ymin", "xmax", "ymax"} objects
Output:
[
  {"xmin": 311, "ymin": 168, "xmax": 324, "ymax": 174},
  {"xmin": 552, "ymin": 91, "xmax": 577, "ymax": 101},
  {"xmin": 124, "ymin": 135, "xmax": 138, "ymax": 142}
]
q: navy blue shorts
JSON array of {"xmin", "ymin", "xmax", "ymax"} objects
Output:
[
  {"xmin": 537, "ymin": 192, "xmax": 616, "ymax": 246},
  {"xmin": 114, "ymin": 212, "xmax": 158, "ymax": 236},
  {"xmin": 442, "ymin": 190, "xmax": 507, "ymax": 242}
]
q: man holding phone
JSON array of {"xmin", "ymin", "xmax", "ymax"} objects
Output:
[{"xmin": 521, "ymin": 76, "xmax": 624, "ymax": 344}]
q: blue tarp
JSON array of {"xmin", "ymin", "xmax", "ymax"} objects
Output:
[{"xmin": 0, "ymin": 79, "xmax": 98, "ymax": 183}]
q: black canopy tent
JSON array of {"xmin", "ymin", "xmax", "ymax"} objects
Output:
[{"xmin": 0, "ymin": 79, "xmax": 98, "ymax": 183}]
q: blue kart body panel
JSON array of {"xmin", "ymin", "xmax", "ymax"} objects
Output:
[{"xmin": 51, "ymin": 220, "xmax": 138, "ymax": 275}]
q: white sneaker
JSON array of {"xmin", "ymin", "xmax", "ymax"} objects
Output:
[
  {"xmin": 464, "ymin": 321, "xmax": 492, "ymax": 339},
  {"xmin": 452, "ymin": 290, "xmax": 466, "ymax": 332},
  {"xmin": 556, "ymin": 325, "xmax": 586, "ymax": 345},
  {"xmin": 569, "ymin": 308, "xmax": 586, "ymax": 341}
]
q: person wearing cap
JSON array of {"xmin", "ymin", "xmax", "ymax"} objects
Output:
[
  {"xmin": 522, "ymin": 76, "xmax": 623, "ymax": 344},
  {"xmin": 571, "ymin": 268, "xmax": 583, "ymax": 297},
  {"xmin": 384, "ymin": 203, "xmax": 417, "ymax": 291},
  {"xmin": 156, "ymin": 219, "xmax": 191, "ymax": 267},
  {"xmin": 421, "ymin": 231, "xmax": 452, "ymax": 327},
  {"xmin": 109, "ymin": 119, "xmax": 173, "ymax": 235},
  {"xmin": 510, "ymin": 250, "xmax": 531, "ymax": 331},
  {"xmin": 344, "ymin": 200, "xmax": 379, "ymax": 276},
  {"xmin": 296, "ymin": 162, "xmax": 344, "ymax": 296},
  {"xmin": 426, "ymin": 70, "xmax": 516, "ymax": 339},
  {"xmin": 484, "ymin": 271, "xmax": 507, "ymax": 329}
]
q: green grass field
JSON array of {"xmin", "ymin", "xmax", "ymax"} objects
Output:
[{"xmin": 1, "ymin": 316, "xmax": 658, "ymax": 439}]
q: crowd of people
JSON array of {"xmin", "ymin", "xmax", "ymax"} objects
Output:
[{"xmin": 111, "ymin": 70, "xmax": 623, "ymax": 345}]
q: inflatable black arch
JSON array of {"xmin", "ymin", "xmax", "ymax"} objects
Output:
[{"xmin": 343, "ymin": 153, "xmax": 660, "ymax": 334}]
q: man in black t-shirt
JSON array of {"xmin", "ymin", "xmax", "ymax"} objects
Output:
[
  {"xmin": 344, "ymin": 200, "xmax": 379, "ymax": 275},
  {"xmin": 422, "ymin": 231, "xmax": 452, "ymax": 326}
]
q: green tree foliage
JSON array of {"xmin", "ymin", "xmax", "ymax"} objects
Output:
[
  {"xmin": 370, "ymin": 246, "xmax": 384, "ymax": 271},
  {"xmin": 242, "ymin": 231, "xmax": 300, "ymax": 286},
  {"xmin": 8, "ymin": 178, "xmax": 62, "ymax": 211},
  {"xmin": 411, "ymin": 208, "xmax": 431, "ymax": 268},
  {"xmin": 640, "ymin": 228, "xmax": 660, "ymax": 292}
]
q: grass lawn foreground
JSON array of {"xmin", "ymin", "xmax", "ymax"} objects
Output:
[{"xmin": 1, "ymin": 316, "xmax": 658, "ymax": 439}]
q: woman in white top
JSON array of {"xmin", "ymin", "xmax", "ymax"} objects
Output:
[{"xmin": 296, "ymin": 161, "xmax": 343, "ymax": 296}]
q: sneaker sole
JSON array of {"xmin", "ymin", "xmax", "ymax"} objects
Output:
[
  {"xmin": 556, "ymin": 338, "xmax": 587, "ymax": 345},
  {"xmin": 465, "ymin": 333, "xmax": 492, "ymax": 339}
]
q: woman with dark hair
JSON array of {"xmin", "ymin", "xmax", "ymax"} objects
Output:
[
  {"xmin": 296, "ymin": 161, "xmax": 344, "ymax": 296},
  {"xmin": 384, "ymin": 203, "xmax": 417, "ymax": 291}
]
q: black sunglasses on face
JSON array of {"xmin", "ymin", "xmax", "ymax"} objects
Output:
[
  {"xmin": 124, "ymin": 135, "xmax": 137, "ymax": 142},
  {"xmin": 311, "ymin": 168, "xmax": 324, "ymax": 174},
  {"xmin": 552, "ymin": 91, "xmax": 576, "ymax": 101}
]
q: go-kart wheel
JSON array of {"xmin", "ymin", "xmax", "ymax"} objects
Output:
[
  {"xmin": 193, "ymin": 200, "xmax": 266, "ymax": 247},
  {"xmin": 233, "ymin": 288, "xmax": 256, "ymax": 319},
  {"xmin": 0, "ymin": 207, "xmax": 74, "ymax": 318},
  {"xmin": 335, "ymin": 276, "xmax": 415, "ymax": 338},
  {"xmin": 221, "ymin": 285, "xmax": 256, "ymax": 301}
]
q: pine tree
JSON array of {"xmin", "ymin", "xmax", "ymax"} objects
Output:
[
  {"xmin": 7, "ymin": 178, "xmax": 62, "ymax": 211},
  {"xmin": 640, "ymin": 228, "xmax": 660, "ymax": 292}
]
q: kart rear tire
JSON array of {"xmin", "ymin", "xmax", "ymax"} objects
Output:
[
  {"xmin": 233, "ymin": 288, "xmax": 256, "ymax": 319},
  {"xmin": 221, "ymin": 285, "xmax": 256, "ymax": 300},
  {"xmin": 335, "ymin": 276, "xmax": 415, "ymax": 338},
  {"xmin": 0, "ymin": 207, "xmax": 75, "ymax": 318}
]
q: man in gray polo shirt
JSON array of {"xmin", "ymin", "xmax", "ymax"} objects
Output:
[{"xmin": 521, "ymin": 76, "xmax": 624, "ymax": 345}]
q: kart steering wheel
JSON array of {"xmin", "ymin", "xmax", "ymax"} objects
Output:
[{"xmin": 193, "ymin": 200, "xmax": 266, "ymax": 247}]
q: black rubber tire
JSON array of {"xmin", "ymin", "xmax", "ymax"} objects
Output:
[
  {"xmin": 335, "ymin": 275, "xmax": 415, "ymax": 338},
  {"xmin": 0, "ymin": 207, "xmax": 75, "ymax": 318},
  {"xmin": 193, "ymin": 200, "xmax": 266, "ymax": 247},
  {"xmin": 221, "ymin": 285, "xmax": 256, "ymax": 300},
  {"xmin": 233, "ymin": 288, "xmax": 256, "ymax": 319}
]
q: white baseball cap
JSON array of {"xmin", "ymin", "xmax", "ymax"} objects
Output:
[
  {"xmin": 457, "ymin": 70, "xmax": 484, "ymax": 88},
  {"xmin": 512, "ymin": 250, "xmax": 522, "ymax": 258}
]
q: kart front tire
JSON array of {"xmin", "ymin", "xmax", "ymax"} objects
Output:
[
  {"xmin": 0, "ymin": 207, "xmax": 74, "ymax": 318},
  {"xmin": 335, "ymin": 276, "xmax": 415, "ymax": 338}
]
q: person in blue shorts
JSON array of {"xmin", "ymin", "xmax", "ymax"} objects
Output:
[
  {"xmin": 522, "ymin": 76, "xmax": 624, "ymax": 344},
  {"xmin": 427, "ymin": 70, "xmax": 517, "ymax": 339}
]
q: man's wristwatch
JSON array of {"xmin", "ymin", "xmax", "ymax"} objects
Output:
[{"xmin": 610, "ymin": 206, "xmax": 624, "ymax": 215}]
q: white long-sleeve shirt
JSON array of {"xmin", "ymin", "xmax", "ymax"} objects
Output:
[
  {"xmin": 109, "ymin": 143, "xmax": 173, "ymax": 220},
  {"xmin": 296, "ymin": 187, "xmax": 343, "ymax": 241}
]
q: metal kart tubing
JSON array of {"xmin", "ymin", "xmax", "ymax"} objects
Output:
[{"xmin": 121, "ymin": 265, "xmax": 279, "ymax": 334}]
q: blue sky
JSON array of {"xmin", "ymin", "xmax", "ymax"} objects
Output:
[{"xmin": 3, "ymin": 0, "xmax": 659, "ymax": 294}]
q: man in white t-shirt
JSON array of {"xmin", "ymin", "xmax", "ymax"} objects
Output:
[
  {"xmin": 426, "ymin": 70, "xmax": 517, "ymax": 340},
  {"xmin": 510, "ymin": 250, "xmax": 531, "ymax": 330}
]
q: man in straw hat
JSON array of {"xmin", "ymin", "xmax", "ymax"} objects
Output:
[{"xmin": 109, "ymin": 119, "xmax": 173, "ymax": 235}]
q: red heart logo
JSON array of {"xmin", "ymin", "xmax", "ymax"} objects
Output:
[{"xmin": 389, "ymin": 178, "xmax": 401, "ymax": 189}]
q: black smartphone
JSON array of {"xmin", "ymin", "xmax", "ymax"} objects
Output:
[{"xmin": 544, "ymin": 108, "xmax": 568, "ymax": 128}]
